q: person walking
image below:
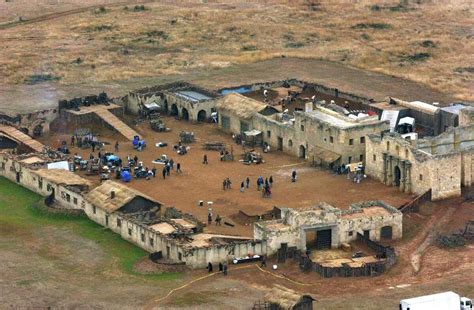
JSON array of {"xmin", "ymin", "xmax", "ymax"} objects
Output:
[
  {"xmin": 240, "ymin": 181, "xmax": 245, "ymax": 193},
  {"xmin": 215, "ymin": 214, "xmax": 221, "ymax": 226},
  {"xmin": 269, "ymin": 175, "xmax": 274, "ymax": 187},
  {"xmin": 246, "ymin": 177, "xmax": 250, "ymax": 188},
  {"xmin": 223, "ymin": 263, "xmax": 228, "ymax": 276},
  {"xmin": 176, "ymin": 162, "xmax": 182, "ymax": 173},
  {"xmin": 223, "ymin": 179, "xmax": 227, "ymax": 191},
  {"xmin": 114, "ymin": 141, "xmax": 119, "ymax": 152},
  {"xmin": 166, "ymin": 163, "xmax": 171, "ymax": 176},
  {"xmin": 162, "ymin": 167, "xmax": 166, "ymax": 179},
  {"xmin": 208, "ymin": 213, "xmax": 212, "ymax": 225},
  {"xmin": 226, "ymin": 178, "xmax": 231, "ymax": 189},
  {"xmin": 169, "ymin": 159, "xmax": 174, "ymax": 170},
  {"xmin": 203, "ymin": 154, "xmax": 208, "ymax": 165},
  {"xmin": 291, "ymin": 170, "xmax": 297, "ymax": 182},
  {"xmin": 207, "ymin": 262, "xmax": 213, "ymax": 273}
]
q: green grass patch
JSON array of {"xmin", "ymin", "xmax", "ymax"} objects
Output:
[{"xmin": 0, "ymin": 177, "xmax": 180, "ymax": 282}]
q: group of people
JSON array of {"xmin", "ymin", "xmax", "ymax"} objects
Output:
[
  {"xmin": 207, "ymin": 261, "xmax": 228, "ymax": 275},
  {"xmin": 208, "ymin": 213, "xmax": 222, "ymax": 226},
  {"xmin": 222, "ymin": 178, "xmax": 232, "ymax": 190},
  {"xmin": 256, "ymin": 176, "xmax": 273, "ymax": 198}
]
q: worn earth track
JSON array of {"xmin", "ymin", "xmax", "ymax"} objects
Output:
[{"xmin": 0, "ymin": 0, "xmax": 157, "ymax": 30}]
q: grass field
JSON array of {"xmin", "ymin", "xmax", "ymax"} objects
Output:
[
  {"xmin": 0, "ymin": 1, "xmax": 472, "ymax": 101},
  {"xmin": 0, "ymin": 176, "xmax": 180, "ymax": 281}
]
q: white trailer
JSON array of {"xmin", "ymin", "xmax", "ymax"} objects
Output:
[{"xmin": 400, "ymin": 291, "xmax": 472, "ymax": 310}]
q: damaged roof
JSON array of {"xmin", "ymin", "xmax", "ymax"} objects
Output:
[
  {"xmin": 216, "ymin": 93, "xmax": 267, "ymax": 119},
  {"xmin": 33, "ymin": 169, "xmax": 91, "ymax": 188},
  {"xmin": 85, "ymin": 180, "xmax": 158, "ymax": 213}
]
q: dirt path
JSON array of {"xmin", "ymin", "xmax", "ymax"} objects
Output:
[{"xmin": 0, "ymin": 0, "xmax": 158, "ymax": 29}]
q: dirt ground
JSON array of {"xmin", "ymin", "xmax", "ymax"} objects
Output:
[
  {"xmin": 38, "ymin": 115, "xmax": 411, "ymax": 236},
  {"xmin": 0, "ymin": 0, "xmax": 472, "ymax": 116}
]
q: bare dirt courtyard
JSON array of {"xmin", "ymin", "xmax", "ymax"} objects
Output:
[{"xmin": 38, "ymin": 115, "xmax": 411, "ymax": 237}]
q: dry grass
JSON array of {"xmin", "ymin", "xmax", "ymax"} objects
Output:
[{"xmin": 0, "ymin": 0, "xmax": 473, "ymax": 100}]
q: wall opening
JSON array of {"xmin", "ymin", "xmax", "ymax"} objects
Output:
[
  {"xmin": 299, "ymin": 145, "xmax": 306, "ymax": 159},
  {"xmin": 277, "ymin": 137, "xmax": 283, "ymax": 151},
  {"xmin": 170, "ymin": 104, "xmax": 178, "ymax": 116},
  {"xmin": 394, "ymin": 166, "xmax": 401, "ymax": 187},
  {"xmin": 197, "ymin": 110, "xmax": 207, "ymax": 122},
  {"xmin": 380, "ymin": 226, "xmax": 393, "ymax": 240},
  {"xmin": 182, "ymin": 108, "xmax": 189, "ymax": 121}
]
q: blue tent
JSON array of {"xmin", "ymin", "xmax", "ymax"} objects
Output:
[
  {"xmin": 106, "ymin": 154, "xmax": 119, "ymax": 162},
  {"xmin": 121, "ymin": 170, "xmax": 132, "ymax": 182},
  {"xmin": 132, "ymin": 136, "xmax": 140, "ymax": 146}
]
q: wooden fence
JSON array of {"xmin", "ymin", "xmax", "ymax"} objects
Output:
[{"xmin": 292, "ymin": 234, "xmax": 397, "ymax": 278}]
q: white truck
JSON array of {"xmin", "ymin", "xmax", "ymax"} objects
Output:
[{"xmin": 400, "ymin": 291, "xmax": 472, "ymax": 310}]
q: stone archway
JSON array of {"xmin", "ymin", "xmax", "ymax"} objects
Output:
[
  {"xmin": 182, "ymin": 108, "xmax": 189, "ymax": 121},
  {"xmin": 394, "ymin": 166, "xmax": 401, "ymax": 187},
  {"xmin": 197, "ymin": 110, "xmax": 207, "ymax": 122},
  {"xmin": 299, "ymin": 145, "xmax": 306, "ymax": 159},
  {"xmin": 170, "ymin": 104, "xmax": 178, "ymax": 116}
]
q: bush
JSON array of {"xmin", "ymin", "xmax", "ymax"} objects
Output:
[
  {"xmin": 146, "ymin": 30, "xmax": 168, "ymax": 40},
  {"xmin": 285, "ymin": 42, "xmax": 305, "ymax": 48},
  {"xmin": 241, "ymin": 45, "xmax": 257, "ymax": 51},
  {"xmin": 361, "ymin": 33, "xmax": 371, "ymax": 40},
  {"xmin": 93, "ymin": 6, "xmax": 107, "ymax": 14},
  {"xmin": 400, "ymin": 52, "xmax": 431, "ymax": 62},
  {"xmin": 352, "ymin": 23, "xmax": 391, "ymax": 30},
  {"xmin": 133, "ymin": 5, "xmax": 147, "ymax": 12},
  {"xmin": 370, "ymin": 4, "xmax": 381, "ymax": 11},
  {"xmin": 437, "ymin": 234, "xmax": 466, "ymax": 248},
  {"xmin": 24, "ymin": 74, "xmax": 60, "ymax": 85},
  {"xmin": 454, "ymin": 67, "xmax": 474, "ymax": 74},
  {"xmin": 421, "ymin": 40, "xmax": 436, "ymax": 48}
]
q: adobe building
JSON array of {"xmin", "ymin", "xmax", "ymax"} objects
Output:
[
  {"xmin": 365, "ymin": 124, "xmax": 474, "ymax": 200},
  {"xmin": 0, "ymin": 151, "xmax": 267, "ymax": 269},
  {"xmin": 215, "ymin": 92, "xmax": 389, "ymax": 167},
  {"xmin": 124, "ymin": 82, "xmax": 219, "ymax": 122},
  {"xmin": 254, "ymin": 201, "xmax": 402, "ymax": 255}
]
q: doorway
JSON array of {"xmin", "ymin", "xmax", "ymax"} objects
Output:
[
  {"xmin": 182, "ymin": 108, "xmax": 189, "ymax": 121},
  {"xmin": 394, "ymin": 166, "xmax": 401, "ymax": 187},
  {"xmin": 299, "ymin": 145, "xmax": 306, "ymax": 159},
  {"xmin": 197, "ymin": 110, "xmax": 207, "ymax": 122},
  {"xmin": 381, "ymin": 226, "xmax": 393, "ymax": 240},
  {"xmin": 277, "ymin": 137, "xmax": 283, "ymax": 151},
  {"xmin": 170, "ymin": 104, "xmax": 178, "ymax": 116}
]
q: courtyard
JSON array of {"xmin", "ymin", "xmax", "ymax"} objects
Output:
[{"xmin": 38, "ymin": 115, "xmax": 411, "ymax": 237}]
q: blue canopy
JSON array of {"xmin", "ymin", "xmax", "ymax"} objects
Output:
[{"xmin": 106, "ymin": 155, "xmax": 119, "ymax": 162}]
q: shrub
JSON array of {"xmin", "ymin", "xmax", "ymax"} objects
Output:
[
  {"xmin": 24, "ymin": 74, "xmax": 60, "ymax": 85},
  {"xmin": 454, "ymin": 67, "xmax": 474, "ymax": 74},
  {"xmin": 133, "ymin": 5, "xmax": 147, "ymax": 12},
  {"xmin": 285, "ymin": 42, "xmax": 304, "ymax": 48},
  {"xmin": 241, "ymin": 45, "xmax": 257, "ymax": 51},
  {"xmin": 361, "ymin": 33, "xmax": 371, "ymax": 40},
  {"xmin": 437, "ymin": 234, "xmax": 466, "ymax": 248},
  {"xmin": 400, "ymin": 52, "xmax": 431, "ymax": 62},
  {"xmin": 352, "ymin": 23, "xmax": 391, "ymax": 30},
  {"xmin": 421, "ymin": 40, "xmax": 436, "ymax": 48}
]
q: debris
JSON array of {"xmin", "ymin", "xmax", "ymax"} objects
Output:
[{"xmin": 179, "ymin": 131, "xmax": 195, "ymax": 143}]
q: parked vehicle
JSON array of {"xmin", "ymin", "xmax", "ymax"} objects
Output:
[{"xmin": 399, "ymin": 291, "xmax": 472, "ymax": 310}]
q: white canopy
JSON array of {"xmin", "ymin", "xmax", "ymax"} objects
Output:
[{"xmin": 398, "ymin": 116, "xmax": 415, "ymax": 126}]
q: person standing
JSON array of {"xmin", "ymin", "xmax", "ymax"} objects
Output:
[
  {"xmin": 246, "ymin": 177, "xmax": 250, "ymax": 188},
  {"xmin": 208, "ymin": 213, "xmax": 212, "ymax": 225},
  {"xmin": 240, "ymin": 181, "xmax": 245, "ymax": 193},
  {"xmin": 162, "ymin": 167, "xmax": 166, "ymax": 179},
  {"xmin": 207, "ymin": 262, "xmax": 213, "ymax": 273},
  {"xmin": 203, "ymin": 154, "xmax": 208, "ymax": 165},
  {"xmin": 176, "ymin": 162, "xmax": 182, "ymax": 173},
  {"xmin": 226, "ymin": 178, "xmax": 231, "ymax": 189},
  {"xmin": 152, "ymin": 167, "xmax": 156, "ymax": 177},
  {"xmin": 291, "ymin": 170, "xmax": 297, "ymax": 182},
  {"xmin": 269, "ymin": 175, "xmax": 274, "ymax": 187},
  {"xmin": 115, "ymin": 141, "xmax": 119, "ymax": 152},
  {"xmin": 223, "ymin": 179, "xmax": 227, "ymax": 191}
]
